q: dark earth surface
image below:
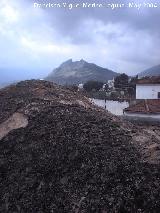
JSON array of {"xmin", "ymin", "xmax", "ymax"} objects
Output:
[{"xmin": 0, "ymin": 80, "xmax": 160, "ymax": 213}]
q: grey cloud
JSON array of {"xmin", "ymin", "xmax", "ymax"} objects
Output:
[
  {"xmin": 26, "ymin": 0, "xmax": 160, "ymax": 41},
  {"xmin": 39, "ymin": 0, "xmax": 160, "ymax": 37},
  {"xmin": 1, "ymin": 0, "xmax": 160, "ymax": 79}
]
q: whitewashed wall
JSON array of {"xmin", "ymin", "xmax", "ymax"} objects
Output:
[
  {"xmin": 91, "ymin": 99, "xmax": 129, "ymax": 115},
  {"xmin": 136, "ymin": 84, "xmax": 160, "ymax": 99}
]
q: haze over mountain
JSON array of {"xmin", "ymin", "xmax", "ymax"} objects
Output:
[
  {"xmin": 138, "ymin": 64, "xmax": 160, "ymax": 78},
  {"xmin": 0, "ymin": 67, "xmax": 49, "ymax": 88},
  {"xmin": 46, "ymin": 59, "xmax": 119, "ymax": 85}
]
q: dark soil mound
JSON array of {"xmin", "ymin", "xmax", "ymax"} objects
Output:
[
  {"xmin": 0, "ymin": 80, "xmax": 91, "ymax": 124},
  {"xmin": 0, "ymin": 80, "xmax": 160, "ymax": 212}
]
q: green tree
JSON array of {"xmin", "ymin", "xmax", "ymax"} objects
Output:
[
  {"xmin": 83, "ymin": 81, "xmax": 103, "ymax": 92},
  {"xmin": 128, "ymin": 75, "xmax": 138, "ymax": 97},
  {"xmin": 114, "ymin": 73, "xmax": 129, "ymax": 89}
]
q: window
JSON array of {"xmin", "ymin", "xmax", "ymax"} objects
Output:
[{"xmin": 158, "ymin": 92, "xmax": 160, "ymax": 99}]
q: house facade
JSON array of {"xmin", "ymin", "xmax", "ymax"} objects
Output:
[
  {"xmin": 136, "ymin": 77, "xmax": 160, "ymax": 99},
  {"xmin": 124, "ymin": 76, "xmax": 160, "ymax": 122}
]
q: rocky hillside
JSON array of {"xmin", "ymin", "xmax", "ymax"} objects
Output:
[
  {"xmin": 0, "ymin": 80, "xmax": 160, "ymax": 212},
  {"xmin": 138, "ymin": 64, "xmax": 160, "ymax": 78},
  {"xmin": 46, "ymin": 59, "xmax": 119, "ymax": 85}
]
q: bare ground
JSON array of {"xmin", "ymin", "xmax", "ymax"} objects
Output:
[
  {"xmin": 1, "ymin": 80, "xmax": 160, "ymax": 212},
  {"xmin": 0, "ymin": 112, "xmax": 28, "ymax": 140},
  {"xmin": 131, "ymin": 124, "xmax": 160, "ymax": 164}
]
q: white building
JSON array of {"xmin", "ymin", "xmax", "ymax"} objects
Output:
[
  {"xmin": 123, "ymin": 77, "xmax": 160, "ymax": 121},
  {"xmin": 107, "ymin": 78, "xmax": 114, "ymax": 89},
  {"xmin": 78, "ymin": 83, "xmax": 84, "ymax": 90},
  {"xmin": 136, "ymin": 77, "xmax": 160, "ymax": 99}
]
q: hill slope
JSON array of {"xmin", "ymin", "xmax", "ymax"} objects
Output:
[
  {"xmin": 46, "ymin": 59, "xmax": 119, "ymax": 85},
  {"xmin": 138, "ymin": 64, "xmax": 160, "ymax": 77},
  {"xmin": 0, "ymin": 80, "xmax": 160, "ymax": 212}
]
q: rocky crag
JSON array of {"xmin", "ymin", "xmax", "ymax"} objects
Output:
[{"xmin": 46, "ymin": 59, "xmax": 119, "ymax": 85}]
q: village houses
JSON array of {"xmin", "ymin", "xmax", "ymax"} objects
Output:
[{"xmin": 124, "ymin": 76, "xmax": 160, "ymax": 121}]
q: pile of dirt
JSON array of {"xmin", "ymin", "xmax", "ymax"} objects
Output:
[
  {"xmin": 0, "ymin": 80, "xmax": 160, "ymax": 212},
  {"xmin": 132, "ymin": 124, "xmax": 160, "ymax": 164},
  {"xmin": 0, "ymin": 80, "xmax": 92, "ymax": 124}
]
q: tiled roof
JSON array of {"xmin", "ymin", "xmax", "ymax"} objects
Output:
[
  {"xmin": 124, "ymin": 100, "xmax": 160, "ymax": 114},
  {"xmin": 136, "ymin": 76, "xmax": 160, "ymax": 84}
]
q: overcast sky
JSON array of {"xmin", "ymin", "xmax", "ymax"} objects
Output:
[{"xmin": 1, "ymin": 0, "xmax": 160, "ymax": 81}]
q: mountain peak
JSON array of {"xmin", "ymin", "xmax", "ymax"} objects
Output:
[
  {"xmin": 60, "ymin": 59, "xmax": 87, "ymax": 66},
  {"xmin": 46, "ymin": 59, "xmax": 119, "ymax": 85},
  {"xmin": 79, "ymin": 59, "xmax": 87, "ymax": 65},
  {"xmin": 138, "ymin": 64, "xmax": 160, "ymax": 78},
  {"xmin": 80, "ymin": 58, "xmax": 86, "ymax": 62},
  {"xmin": 60, "ymin": 59, "xmax": 73, "ymax": 67}
]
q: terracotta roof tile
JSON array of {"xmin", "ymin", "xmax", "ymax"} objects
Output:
[
  {"xmin": 136, "ymin": 76, "xmax": 160, "ymax": 84},
  {"xmin": 124, "ymin": 100, "xmax": 160, "ymax": 114}
]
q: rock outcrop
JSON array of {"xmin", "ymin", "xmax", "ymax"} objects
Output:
[{"xmin": 46, "ymin": 59, "xmax": 119, "ymax": 85}]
